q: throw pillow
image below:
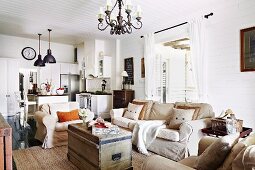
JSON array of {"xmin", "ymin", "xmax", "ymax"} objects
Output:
[
  {"xmin": 132, "ymin": 100, "xmax": 149, "ymax": 120},
  {"xmin": 123, "ymin": 103, "xmax": 144, "ymax": 120},
  {"xmin": 148, "ymin": 102, "xmax": 174, "ymax": 120},
  {"xmin": 176, "ymin": 105, "xmax": 200, "ymax": 120},
  {"xmin": 194, "ymin": 133, "xmax": 240, "ymax": 170},
  {"xmin": 57, "ymin": 109, "xmax": 80, "ymax": 122},
  {"xmin": 168, "ymin": 108, "xmax": 195, "ymax": 130}
]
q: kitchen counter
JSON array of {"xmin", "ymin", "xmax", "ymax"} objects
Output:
[
  {"xmin": 79, "ymin": 91, "xmax": 112, "ymax": 95},
  {"xmin": 28, "ymin": 94, "xmax": 69, "ymax": 96},
  {"xmin": 27, "ymin": 94, "xmax": 69, "ymax": 106}
]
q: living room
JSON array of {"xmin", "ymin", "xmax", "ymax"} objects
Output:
[{"xmin": 0, "ymin": 0, "xmax": 255, "ymax": 170}]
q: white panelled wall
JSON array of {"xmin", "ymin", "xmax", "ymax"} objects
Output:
[{"xmin": 119, "ymin": 0, "xmax": 255, "ymax": 129}]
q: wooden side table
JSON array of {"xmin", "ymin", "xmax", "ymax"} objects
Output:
[{"xmin": 201, "ymin": 127, "xmax": 253, "ymax": 138}]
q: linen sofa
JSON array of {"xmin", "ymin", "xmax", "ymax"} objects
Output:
[
  {"xmin": 34, "ymin": 102, "xmax": 83, "ymax": 148},
  {"xmin": 142, "ymin": 133, "xmax": 255, "ymax": 170},
  {"xmin": 110, "ymin": 100, "xmax": 215, "ymax": 161}
]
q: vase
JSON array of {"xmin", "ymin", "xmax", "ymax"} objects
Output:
[{"xmin": 82, "ymin": 117, "xmax": 88, "ymax": 129}]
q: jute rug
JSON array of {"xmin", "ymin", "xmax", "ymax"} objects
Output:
[{"xmin": 13, "ymin": 146, "xmax": 152, "ymax": 170}]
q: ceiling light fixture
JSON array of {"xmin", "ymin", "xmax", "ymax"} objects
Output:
[
  {"xmin": 34, "ymin": 33, "xmax": 45, "ymax": 67},
  {"xmin": 43, "ymin": 29, "xmax": 56, "ymax": 63},
  {"xmin": 97, "ymin": 0, "xmax": 142, "ymax": 35}
]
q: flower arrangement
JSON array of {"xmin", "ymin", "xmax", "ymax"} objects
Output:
[{"xmin": 79, "ymin": 109, "xmax": 94, "ymax": 125}]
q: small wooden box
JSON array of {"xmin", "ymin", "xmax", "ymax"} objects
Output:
[
  {"xmin": 212, "ymin": 118, "xmax": 243, "ymax": 132},
  {"xmin": 68, "ymin": 124, "xmax": 132, "ymax": 170}
]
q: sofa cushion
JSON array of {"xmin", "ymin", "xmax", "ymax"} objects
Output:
[
  {"xmin": 219, "ymin": 133, "xmax": 255, "ymax": 170},
  {"xmin": 113, "ymin": 117, "xmax": 137, "ymax": 129},
  {"xmin": 178, "ymin": 156, "xmax": 198, "ymax": 168},
  {"xmin": 168, "ymin": 108, "xmax": 195, "ymax": 130},
  {"xmin": 68, "ymin": 102, "xmax": 79, "ymax": 111},
  {"xmin": 175, "ymin": 102, "xmax": 214, "ymax": 119},
  {"xmin": 57, "ymin": 109, "xmax": 80, "ymax": 123},
  {"xmin": 55, "ymin": 119, "xmax": 83, "ymax": 132},
  {"xmin": 123, "ymin": 103, "xmax": 143, "ymax": 120},
  {"xmin": 194, "ymin": 133, "xmax": 240, "ymax": 170},
  {"xmin": 157, "ymin": 128, "xmax": 180, "ymax": 142},
  {"xmin": 132, "ymin": 99, "xmax": 153, "ymax": 120},
  {"xmin": 175, "ymin": 105, "xmax": 200, "ymax": 120},
  {"xmin": 146, "ymin": 102, "xmax": 174, "ymax": 120},
  {"xmin": 49, "ymin": 103, "xmax": 70, "ymax": 119}
]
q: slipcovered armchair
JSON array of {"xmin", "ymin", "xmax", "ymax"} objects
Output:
[{"xmin": 34, "ymin": 102, "xmax": 83, "ymax": 148}]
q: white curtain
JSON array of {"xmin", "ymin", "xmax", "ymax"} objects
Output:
[
  {"xmin": 189, "ymin": 18, "xmax": 207, "ymax": 102},
  {"xmin": 144, "ymin": 33, "xmax": 156, "ymax": 100}
]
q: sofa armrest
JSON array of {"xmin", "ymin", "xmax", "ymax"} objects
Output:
[
  {"xmin": 185, "ymin": 118, "xmax": 212, "ymax": 156},
  {"xmin": 42, "ymin": 115, "xmax": 58, "ymax": 131},
  {"xmin": 110, "ymin": 108, "xmax": 126, "ymax": 119},
  {"xmin": 198, "ymin": 136, "xmax": 217, "ymax": 155},
  {"xmin": 179, "ymin": 123, "xmax": 193, "ymax": 143},
  {"xmin": 34, "ymin": 111, "xmax": 48, "ymax": 124},
  {"xmin": 142, "ymin": 155, "xmax": 195, "ymax": 170}
]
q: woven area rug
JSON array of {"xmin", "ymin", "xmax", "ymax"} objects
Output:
[{"xmin": 13, "ymin": 146, "xmax": 152, "ymax": 170}]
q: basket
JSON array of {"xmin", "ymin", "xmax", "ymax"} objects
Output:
[{"xmin": 211, "ymin": 118, "xmax": 243, "ymax": 132}]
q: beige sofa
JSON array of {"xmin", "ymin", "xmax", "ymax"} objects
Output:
[
  {"xmin": 142, "ymin": 133, "xmax": 255, "ymax": 170},
  {"xmin": 110, "ymin": 100, "xmax": 215, "ymax": 161},
  {"xmin": 34, "ymin": 102, "xmax": 82, "ymax": 148}
]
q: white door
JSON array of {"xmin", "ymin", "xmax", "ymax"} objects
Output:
[{"xmin": 0, "ymin": 59, "xmax": 8, "ymax": 116}]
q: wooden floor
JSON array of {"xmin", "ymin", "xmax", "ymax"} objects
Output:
[{"xmin": 6, "ymin": 116, "xmax": 42, "ymax": 170}]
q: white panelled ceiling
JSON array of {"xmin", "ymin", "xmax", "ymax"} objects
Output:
[{"xmin": 0, "ymin": 0, "xmax": 223, "ymax": 44}]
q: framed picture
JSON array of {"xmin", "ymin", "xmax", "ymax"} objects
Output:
[
  {"xmin": 124, "ymin": 57, "xmax": 134, "ymax": 85},
  {"xmin": 240, "ymin": 26, "xmax": 255, "ymax": 72},
  {"xmin": 141, "ymin": 58, "xmax": 145, "ymax": 78}
]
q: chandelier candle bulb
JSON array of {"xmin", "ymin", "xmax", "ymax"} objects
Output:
[
  {"xmin": 106, "ymin": 0, "xmax": 112, "ymax": 11},
  {"xmin": 99, "ymin": 7, "xmax": 104, "ymax": 15}
]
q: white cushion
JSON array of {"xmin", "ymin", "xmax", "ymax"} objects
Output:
[
  {"xmin": 168, "ymin": 108, "xmax": 195, "ymax": 129},
  {"xmin": 147, "ymin": 102, "xmax": 174, "ymax": 120},
  {"xmin": 123, "ymin": 103, "xmax": 143, "ymax": 120},
  {"xmin": 113, "ymin": 117, "xmax": 137, "ymax": 129},
  {"xmin": 49, "ymin": 103, "xmax": 70, "ymax": 119},
  {"xmin": 55, "ymin": 119, "xmax": 83, "ymax": 132},
  {"xmin": 157, "ymin": 128, "xmax": 180, "ymax": 142}
]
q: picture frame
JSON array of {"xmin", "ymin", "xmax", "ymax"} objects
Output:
[
  {"xmin": 240, "ymin": 26, "xmax": 255, "ymax": 72},
  {"xmin": 141, "ymin": 58, "xmax": 145, "ymax": 78}
]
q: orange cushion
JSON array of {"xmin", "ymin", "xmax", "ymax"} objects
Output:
[{"xmin": 57, "ymin": 109, "xmax": 80, "ymax": 122}]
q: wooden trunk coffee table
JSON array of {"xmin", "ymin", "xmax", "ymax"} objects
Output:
[{"xmin": 67, "ymin": 123, "xmax": 132, "ymax": 170}]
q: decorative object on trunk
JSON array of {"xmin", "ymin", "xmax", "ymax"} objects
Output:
[
  {"xmin": 34, "ymin": 33, "xmax": 45, "ymax": 67},
  {"xmin": 43, "ymin": 29, "xmax": 56, "ymax": 63},
  {"xmin": 79, "ymin": 108, "xmax": 94, "ymax": 127},
  {"xmin": 97, "ymin": 0, "xmax": 142, "ymax": 35},
  {"xmin": 240, "ymin": 26, "xmax": 255, "ymax": 71}
]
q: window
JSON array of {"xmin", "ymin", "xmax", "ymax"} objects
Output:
[{"xmin": 155, "ymin": 38, "xmax": 197, "ymax": 103}]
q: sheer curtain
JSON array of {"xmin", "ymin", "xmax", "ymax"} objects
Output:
[
  {"xmin": 189, "ymin": 18, "xmax": 207, "ymax": 102},
  {"xmin": 144, "ymin": 33, "xmax": 156, "ymax": 100}
]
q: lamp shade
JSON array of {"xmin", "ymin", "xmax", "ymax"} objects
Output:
[
  {"xmin": 43, "ymin": 49, "xmax": 56, "ymax": 63},
  {"xmin": 34, "ymin": 33, "xmax": 45, "ymax": 67},
  {"xmin": 121, "ymin": 71, "xmax": 128, "ymax": 77},
  {"xmin": 34, "ymin": 54, "xmax": 45, "ymax": 67}
]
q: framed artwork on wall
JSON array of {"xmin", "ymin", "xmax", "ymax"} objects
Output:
[
  {"xmin": 124, "ymin": 57, "xmax": 134, "ymax": 85},
  {"xmin": 240, "ymin": 26, "xmax": 255, "ymax": 72},
  {"xmin": 141, "ymin": 58, "xmax": 145, "ymax": 78}
]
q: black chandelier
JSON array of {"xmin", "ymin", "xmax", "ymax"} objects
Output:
[{"xmin": 98, "ymin": 0, "xmax": 142, "ymax": 35}]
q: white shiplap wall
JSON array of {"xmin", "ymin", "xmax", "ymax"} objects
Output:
[
  {"xmin": 206, "ymin": 0, "xmax": 255, "ymax": 129},
  {"xmin": 119, "ymin": 0, "xmax": 255, "ymax": 129}
]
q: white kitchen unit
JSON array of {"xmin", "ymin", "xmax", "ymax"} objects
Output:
[
  {"xmin": 98, "ymin": 56, "xmax": 112, "ymax": 78},
  {"xmin": 84, "ymin": 39, "xmax": 104, "ymax": 77},
  {"xmin": 39, "ymin": 63, "xmax": 61, "ymax": 88},
  {"xmin": 60, "ymin": 63, "xmax": 79, "ymax": 75},
  {"xmin": 90, "ymin": 94, "xmax": 112, "ymax": 119},
  {"xmin": 0, "ymin": 58, "xmax": 19, "ymax": 117},
  {"xmin": 37, "ymin": 95, "xmax": 69, "ymax": 106}
]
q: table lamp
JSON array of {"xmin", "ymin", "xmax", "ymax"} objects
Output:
[{"xmin": 121, "ymin": 71, "xmax": 128, "ymax": 90}]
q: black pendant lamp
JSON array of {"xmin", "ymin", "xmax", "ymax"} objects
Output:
[
  {"xmin": 34, "ymin": 33, "xmax": 45, "ymax": 67},
  {"xmin": 43, "ymin": 29, "xmax": 56, "ymax": 63}
]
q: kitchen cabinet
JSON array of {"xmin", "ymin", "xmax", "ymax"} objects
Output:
[
  {"xmin": 39, "ymin": 63, "xmax": 61, "ymax": 88},
  {"xmin": 60, "ymin": 63, "xmax": 79, "ymax": 75},
  {"xmin": 98, "ymin": 56, "xmax": 112, "ymax": 78},
  {"xmin": 113, "ymin": 90, "xmax": 135, "ymax": 109},
  {"xmin": 91, "ymin": 94, "xmax": 112, "ymax": 119}
]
